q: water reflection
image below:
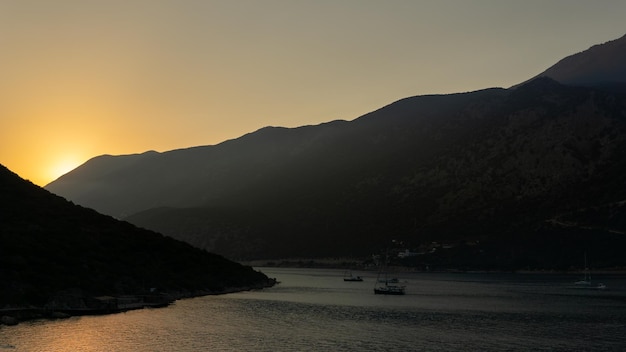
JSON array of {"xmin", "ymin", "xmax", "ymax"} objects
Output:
[{"xmin": 1, "ymin": 268, "xmax": 626, "ymax": 351}]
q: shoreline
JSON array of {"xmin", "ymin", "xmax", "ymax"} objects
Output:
[
  {"xmin": 246, "ymin": 258, "xmax": 626, "ymax": 274},
  {"xmin": 0, "ymin": 279, "xmax": 277, "ymax": 327}
]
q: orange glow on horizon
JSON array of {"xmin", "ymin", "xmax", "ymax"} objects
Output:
[
  {"xmin": 9, "ymin": 152, "xmax": 87, "ymax": 187},
  {"xmin": 1, "ymin": 2, "xmax": 624, "ymax": 187},
  {"xmin": 47, "ymin": 157, "xmax": 82, "ymax": 183}
]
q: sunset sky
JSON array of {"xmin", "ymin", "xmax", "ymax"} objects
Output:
[{"xmin": 2, "ymin": 0, "xmax": 625, "ymax": 186}]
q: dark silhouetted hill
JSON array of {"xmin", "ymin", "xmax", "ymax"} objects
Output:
[
  {"xmin": 46, "ymin": 34, "xmax": 626, "ymax": 270},
  {"xmin": 0, "ymin": 164, "xmax": 272, "ymax": 307}
]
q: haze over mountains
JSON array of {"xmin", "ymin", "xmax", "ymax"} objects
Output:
[{"xmin": 46, "ymin": 34, "xmax": 626, "ymax": 268}]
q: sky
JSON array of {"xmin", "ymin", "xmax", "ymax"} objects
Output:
[{"xmin": 1, "ymin": 0, "xmax": 625, "ymax": 186}]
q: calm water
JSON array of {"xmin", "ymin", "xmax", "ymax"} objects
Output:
[{"xmin": 2, "ymin": 268, "xmax": 626, "ymax": 351}]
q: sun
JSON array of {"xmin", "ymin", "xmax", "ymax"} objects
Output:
[{"xmin": 48, "ymin": 157, "xmax": 81, "ymax": 183}]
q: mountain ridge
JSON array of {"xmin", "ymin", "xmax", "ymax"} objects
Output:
[
  {"xmin": 520, "ymin": 33, "xmax": 626, "ymax": 89},
  {"xmin": 45, "ymin": 35, "xmax": 626, "ymax": 268}
]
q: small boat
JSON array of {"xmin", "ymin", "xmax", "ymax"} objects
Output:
[
  {"xmin": 373, "ymin": 251, "xmax": 405, "ymax": 295},
  {"xmin": 343, "ymin": 271, "xmax": 363, "ymax": 282},
  {"xmin": 574, "ymin": 253, "xmax": 606, "ymax": 289},
  {"xmin": 574, "ymin": 274, "xmax": 592, "ymax": 286},
  {"xmin": 374, "ymin": 281, "xmax": 405, "ymax": 295}
]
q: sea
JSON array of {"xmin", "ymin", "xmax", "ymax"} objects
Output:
[{"xmin": 1, "ymin": 267, "xmax": 626, "ymax": 351}]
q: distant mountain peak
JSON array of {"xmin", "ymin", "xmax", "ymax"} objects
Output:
[{"xmin": 517, "ymin": 33, "xmax": 626, "ymax": 90}]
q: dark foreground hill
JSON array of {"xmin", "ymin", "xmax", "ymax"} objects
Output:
[
  {"xmin": 46, "ymin": 35, "xmax": 626, "ymax": 270},
  {"xmin": 0, "ymin": 164, "xmax": 273, "ymax": 313}
]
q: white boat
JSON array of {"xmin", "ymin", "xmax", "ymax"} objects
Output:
[
  {"xmin": 343, "ymin": 271, "xmax": 363, "ymax": 282},
  {"xmin": 574, "ymin": 271, "xmax": 591, "ymax": 286},
  {"xmin": 374, "ymin": 284, "xmax": 405, "ymax": 295},
  {"xmin": 373, "ymin": 251, "xmax": 405, "ymax": 295},
  {"xmin": 574, "ymin": 253, "xmax": 606, "ymax": 289}
]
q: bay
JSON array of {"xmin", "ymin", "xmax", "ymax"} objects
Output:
[{"xmin": 1, "ymin": 268, "xmax": 626, "ymax": 351}]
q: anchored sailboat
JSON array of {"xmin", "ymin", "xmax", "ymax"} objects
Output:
[
  {"xmin": 343, "ymin": 270, "xmax": 363, "ymax": 282},
  {"xmin": 574, "ymin": 253, "xmax": 606, "ymax": 289},
  {"xmin": 373, "ymin": 251, "xmax": 405, "ymax": 295}
]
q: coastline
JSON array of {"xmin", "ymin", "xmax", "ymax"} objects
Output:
[
  {"xmin": 0, "ymin": 278, "xmax": 277, "ymax": 326},
  {"xmin": 244, "ymin": 258, "xmax": 626, "ymax": 274}
]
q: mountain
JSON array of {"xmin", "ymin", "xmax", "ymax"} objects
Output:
[
  {"xmin": 46, "ymin": 35, "xmax": 626, "ymax": 269},
  {"xmin": 522, "ymin": 33, "xmax": 626, "ymax": 92},
  {"xmin": 0, "ymin": 164, "xmax": 273, "ymax": 309}
]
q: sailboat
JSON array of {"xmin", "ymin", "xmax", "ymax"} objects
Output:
[
  {"xmin": 373, "ymin": 252, "xmax": 405, "ymax": 295},
  {"xmin": 343, "ymin": 270, "xmax": 363, "ymax": 282},
  {"xmin": 574, "ymin": 253, "xmax": 606, "ymax": 289},
  {"xmin": 374, "ymin": 280, "xmax": 405, "ymax": 295}
]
